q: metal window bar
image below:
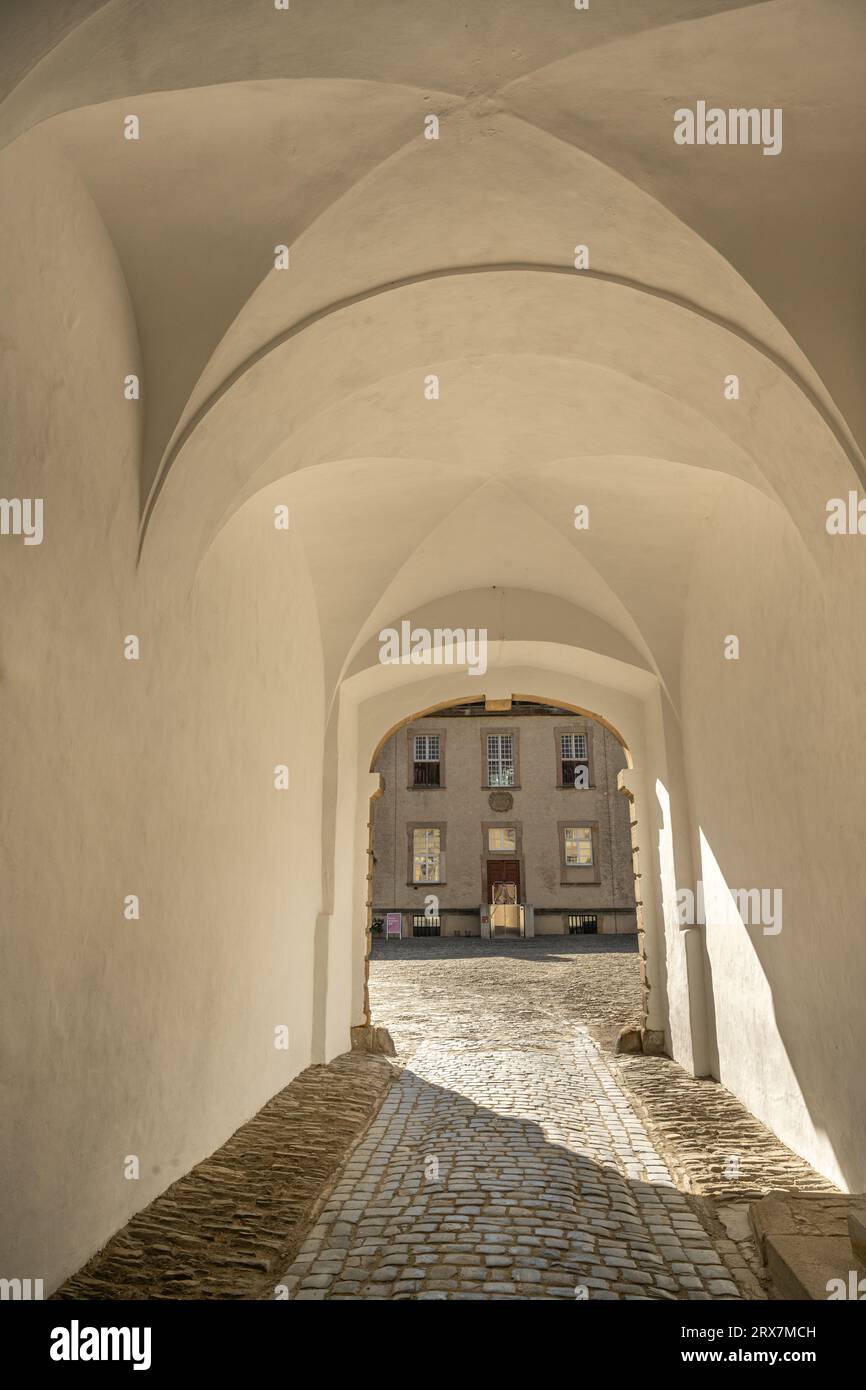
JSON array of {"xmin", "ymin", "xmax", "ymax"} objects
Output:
[
  {"xmin": 562, "ymin": 759, "xmax": 589, "ymax": 787},
  {"xmin": 413, "ymin": 913, "xmax": 441, "ymax": 936},
  {"xmin": 568, "ymin": 913, "xmax": 598, "ymax": 935}
]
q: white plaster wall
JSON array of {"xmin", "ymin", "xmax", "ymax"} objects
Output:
[
  {"xmin": 0, "ymin": 139, "xmax": 325, "ymax": 1292},
  {"xmin": 323, "ymin": 693, "xmax": 365, "ymax": 1059},
  {"xmin": 640, "ymin": 689, "xmax": 710, "ymax": 1075},
  {"xmin": 681, "ymin": 483, "xmax": 866, "ymax": 1190}
]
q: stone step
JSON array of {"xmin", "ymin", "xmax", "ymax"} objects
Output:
[{"xmin": 750, "ymin": 1193, "xmax": 866, "ymax": 1300}]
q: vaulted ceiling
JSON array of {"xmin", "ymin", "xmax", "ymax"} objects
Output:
[{"xmin": 3, "ymin": 0, "xmax": 862, "ymax": 707}]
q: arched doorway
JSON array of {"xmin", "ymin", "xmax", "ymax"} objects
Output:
[{"xmin": 362, "ymin": 692, "xmax": 647, "ymax": 1030}]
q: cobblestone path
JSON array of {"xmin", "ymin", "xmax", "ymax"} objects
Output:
[
  {"xmin": 279, "ymin": 940, "xmax": 745, "ymax": 1300},
  {"xmin": 364, "ymin": 936, "xmax": 644, "ymax": 1056}
]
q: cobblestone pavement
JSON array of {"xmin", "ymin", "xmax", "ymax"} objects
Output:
[
  {"xmin": 615, "ymin": 1054, "xmax": 838, "ymax": 1203},
  {"xmin": 278, "ymin": 939, "xmax": 751, "ymax": 1300},
  {"xmin": 365, "ymin": 936, "xmax": 644, "ymax": 1056}
]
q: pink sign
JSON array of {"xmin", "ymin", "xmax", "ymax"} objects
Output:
[{"xmin": 385, "ymin": 912, "xmax": 402, "ymax": 939}]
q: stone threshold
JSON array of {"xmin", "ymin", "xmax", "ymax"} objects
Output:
[
  {"xmin": 52, "ymin": 1051, "xmax": 394, "ymax": 1301},
  {"xmin": 750, "ymin": 1193, "xmax": 866, "ymax": 1301}
]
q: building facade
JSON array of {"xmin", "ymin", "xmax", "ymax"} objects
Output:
[{"xmin": 371, "ymin": 701, "xmax": 637, "ymax": 938}]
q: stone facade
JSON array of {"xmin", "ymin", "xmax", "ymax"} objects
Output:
[{"xmin": 371, "ymin": 702, "xmax": 637, "ymax": 938}]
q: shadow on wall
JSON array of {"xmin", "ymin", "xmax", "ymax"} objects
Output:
[
  {"xmin": 654, "ymin": 747, "xmax": 856, "ymax": 1191},
  {"xmin": 686, "ymin": 822, "xmax": 853, "ymax": 1193}
]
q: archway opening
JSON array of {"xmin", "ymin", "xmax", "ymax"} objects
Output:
[{"xmin": 362, "ymin": 692, "xmax": 648, "ymax": 1047}]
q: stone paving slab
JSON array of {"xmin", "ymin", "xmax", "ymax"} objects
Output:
[
  {"xmin": 750, "ymin": 1193, "xmax": 866, "ymax": 1300},
  {"xmin": 276, "ymin": 1030, "xmax": 745, "ymax": 1301}
]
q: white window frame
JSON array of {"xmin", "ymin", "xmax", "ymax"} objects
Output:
[
  {"xmin": 488, "ymin": 826, "xmax": 517, "ymax": 853},
  {"xmin": 413, "ymin": 734, "xmax": 440, "ymax": 762},
  {"xmin": 561, "ymin": 733, "xmax": 588, "ymax": 762},
  {"xmin": 564, "ymin": 826, "xmax": 594, "ymax": 867},
  {"xmin": 412, "ymin": 827, "xmax": 443, "ymax": 882},
  {"xmin": 487, "ymin": 733, "xmax": 514, "ymax": 787}
]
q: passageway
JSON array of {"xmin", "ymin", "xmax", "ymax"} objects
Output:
[
  {"xmin": 2, "ymin": 1, "xmax": 864, "ymax": 1297},
  {"xmin": 53, "ymin": 939, "xmax": 832, "ymax": 1302},
  {"xmin": 280, "ymin": 941, "xmax": 758, "ymax": 1300}
]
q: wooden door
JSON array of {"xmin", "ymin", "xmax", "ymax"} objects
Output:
[{"xmin": 487, "ymin": 859, "xmax": 520, "ymax": 903}]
